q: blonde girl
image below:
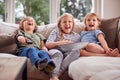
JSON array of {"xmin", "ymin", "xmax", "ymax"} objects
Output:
[
  {"xmin": 46, "ymin": 13, "xmax": 80, "ymax": 80},
  {"xmin": 80, "ymin": 13, "xmax": 120, "ymax": 57}
]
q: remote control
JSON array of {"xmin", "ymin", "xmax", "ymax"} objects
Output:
[{"xmin": 26, "ymin": 39, "xmax": 33, "ymax": 44}]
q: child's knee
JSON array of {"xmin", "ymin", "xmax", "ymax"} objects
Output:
[{"xmin": 85, "ymin": 43, "xmax": 94, "ymax": 50}]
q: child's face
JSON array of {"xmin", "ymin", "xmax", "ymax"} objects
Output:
[
  {"xmin": 23, "ymin": 17, "xmax": 36, "ymax": 32},
  {"xmin": 59, "ymin": 16, "xmax": 73, "ymax": 34},
  {"xmin": 85, "ymin": 16, "xmax": 100, "ymax": 31}
]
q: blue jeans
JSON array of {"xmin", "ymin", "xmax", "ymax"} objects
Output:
[{"xmin": 18, "ymin": 47, "xmax": 51, "ymax": 66}]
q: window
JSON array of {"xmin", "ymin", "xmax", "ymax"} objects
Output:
[
  {"xmin": 0, "ymin": 0, "xmax": 5, "ymax": 22},
  {"xmin": 60, "ymin": 0, "xmax": 92, "ymax": 22},
  {"xmin": 15, "ymin": 0, "xmax": 49, "ymax": 25},
  {"xmin": 2, "ymin": 0, "xmax": 94, "ymax": 24}
]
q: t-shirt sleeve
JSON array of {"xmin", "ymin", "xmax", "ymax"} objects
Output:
[
  {"xmin": 95, "ymin": 30, "xmax": 105, "ymax": 37},
  {"xmin": 46, "ymin": 29, "xmax": 58, "ymax": 43},
  {"xmin": 36, "ymin": 33, "xmax": 46, "ymax": 41},
  {"xmin": 80, "ymin": 31, "xmax": 85, "ymax": 41},
  {"xmin": 16, "ymin": 30, "xmax": 24, "ymax": 38}
]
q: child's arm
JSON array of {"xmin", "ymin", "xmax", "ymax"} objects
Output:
[
  {"xmin": 97, "ymin": 33, "xmax": 110, "ymax": 53},
  {"xmin": 46, "ymin": 40, "xmax": 73, "ymax": 49},
  {"xmin": 98, "ymin": 34, "xmax": 120, "ymax": 57},
  {"xmin": 41, "ymin": 41, "xmax": 48, "ymax": 51}
]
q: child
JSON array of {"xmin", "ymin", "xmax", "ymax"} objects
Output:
[
  {"xmin": 80, "ymin": 13, "xmax": 120, "ymax": 57},
  {"xmin": 16, "ymin": 16, "xmax": 56, "ymax": 74},
  {"xmin": 46, "ymin": 13, "xmax": 80, "ymax": 80}
]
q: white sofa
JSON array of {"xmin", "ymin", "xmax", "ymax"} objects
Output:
[{"xmin": 69, "ymin": 56, "xmax": 120, "ymax": 80}]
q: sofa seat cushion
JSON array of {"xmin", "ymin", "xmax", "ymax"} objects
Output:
[
  {"xmin": 69, "ymin": 56, "xmax": 120, "ymax": 80},
  {"xmin": 0, "ymin": 53, "xmax": 17, "ymax": 57},
  {"xmin": 90, "ymin": 70, "xmax": 120, "ymax": 80}
]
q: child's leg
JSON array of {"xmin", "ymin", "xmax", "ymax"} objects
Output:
[
  {"xmin": 18, "ymin": 47, "xmax": 40, "ymax": 65},
  {"xmin": 59, "ymin": 50, "xmax": 80, "ymax": 75},
  {"xmin": 117, "ymin": 54, "xmax": 120, "ymax": 57},
  {"xmin": 18, "ymin": 47, "xmax": 48, "ymax": 70},
  {"xmin": 80, "ymin": 49, "xmax": 106, "ymax": 56},
  {"xmin": 49, "ymin": 49, "xmax": 63, "ymax": 80},
  {"xmin": 38, "ymin": 50, "xmax": 56, "ymax": 74},
  {"xmin": 85, "ymin": 43, "xmax": 105, "ymax": 54},
  {"xmin": 38, "ymin": 50, "xmax": 51, "ymax": 61}
]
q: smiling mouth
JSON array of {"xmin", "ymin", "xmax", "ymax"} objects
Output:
[
  {"xmin": 27, "ymin": 23, "xmax": 33, "ymax": 26},
  {"xmin": 89, "ymin": 25, "xmax": 94, "ymax": 27},
  {"xmin": 65, "ymin": 27, "xmax": 71, "ymax": 29}
]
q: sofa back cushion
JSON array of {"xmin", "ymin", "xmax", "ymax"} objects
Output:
[
  {"xmin": 100, "ymin": 17, "xmax": 120, "ymax": 49},
  {"xmin": 0, "ymin": 22, "xmax": 18, "ymax": 54},
  {"xmin": 37, "ymin": 23, "xmax": 85, "ymax": 39},
  {"xmin": 0, "ymin": 16, "xmax": 120, "ymax": 54},
  {"xmin": 37, "ymin": 23, "xmax": 57, "ymax": 38}
]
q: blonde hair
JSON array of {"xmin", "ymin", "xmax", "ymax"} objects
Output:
[
  {"xmin": 57, "ymin": 13, "xmax": 74, "ymax": 40},
  {"xmin": 84, "ymin": 13, "xmax": 101, "ymax": 30},
  {"xmin": 19, "ymin": 16, "xmax": 38, "ymax": 32}
]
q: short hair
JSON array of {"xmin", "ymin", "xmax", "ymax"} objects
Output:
[{"xmin": 19, "ymin": 16, "xmax": 38, "ymax": 32}]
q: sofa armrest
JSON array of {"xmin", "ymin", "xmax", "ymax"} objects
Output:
[
  {"xmin": 0, "ymin": 53, "xmax": 17, "ymax": 57},
  {"xmin": 118, "ymin": 19, "xmax": 120, "ymax": 51},
  {"xmin": 69, "ymin": 57, "xmax": 120, "ymax": 80}
]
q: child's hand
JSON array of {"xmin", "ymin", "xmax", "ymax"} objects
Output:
[
  {"xmin": 105, "ymin": 48, "xmax": 112, "ymax": 56},
  {"xmin": 26, "ymin": 39, "xmax": 33, "ymax": 44},
  {"xmin": 41, "ymin": 46, "xmax": 48, "ymax": 52},
  {"xmin": 17, "ymin": 36, "xmax": 27, "ymax": 44},
  {"xmin": 60, "ymin": 40, "xmax": 73, "ymax": 45}
]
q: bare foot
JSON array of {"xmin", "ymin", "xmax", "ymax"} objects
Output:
[
  {"xmin": 116, "ymin": 53, "xmax": 120, "ymax": 57},
  {"xmin": 50, "ymin": 76, "xmax": 59, "ymax": 80},
  {"xmin": 110, "ymin": 48, "xmax": 119, "ymax": 57}
]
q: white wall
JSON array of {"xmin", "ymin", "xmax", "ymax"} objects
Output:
[{"xmin": 102, "ymin": 0, "xmax": 120, "ymax": 18}]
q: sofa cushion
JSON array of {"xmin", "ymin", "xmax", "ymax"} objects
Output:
[
  {"xmin": 100, "ymin": 17, "xmax": 120, "ymax": 49},
  {"xmin": 0, "ymin": 22, "xmax": 18, "ymax": 54},
  {"xmin": 0, "ymin": 33, "xmax": 17, "ymax": 54},
  {"xmin": 37, "ymin": 23, "xmax": 57, "ymax": 39},
  {"xmin": 37, "ymin": 22, "xmax": 85, "ymax": 39},
  {"xmin": 0, "ymin": 53, "xmax": 17, "ymax": 57},
  {"xmin": 90, "ymin": 70, "xmax": 120, "ymax": 80},
  {"xmin": 0, "ymin": 22, "xmax": 18, "ymax": 34},
  {"xmin": 73, "ymin": 23, "xmax": 85, "ymax": 34},
  {"xmin": 69, "ymin": 56, "xmax": 120, "ymax": 80}
]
